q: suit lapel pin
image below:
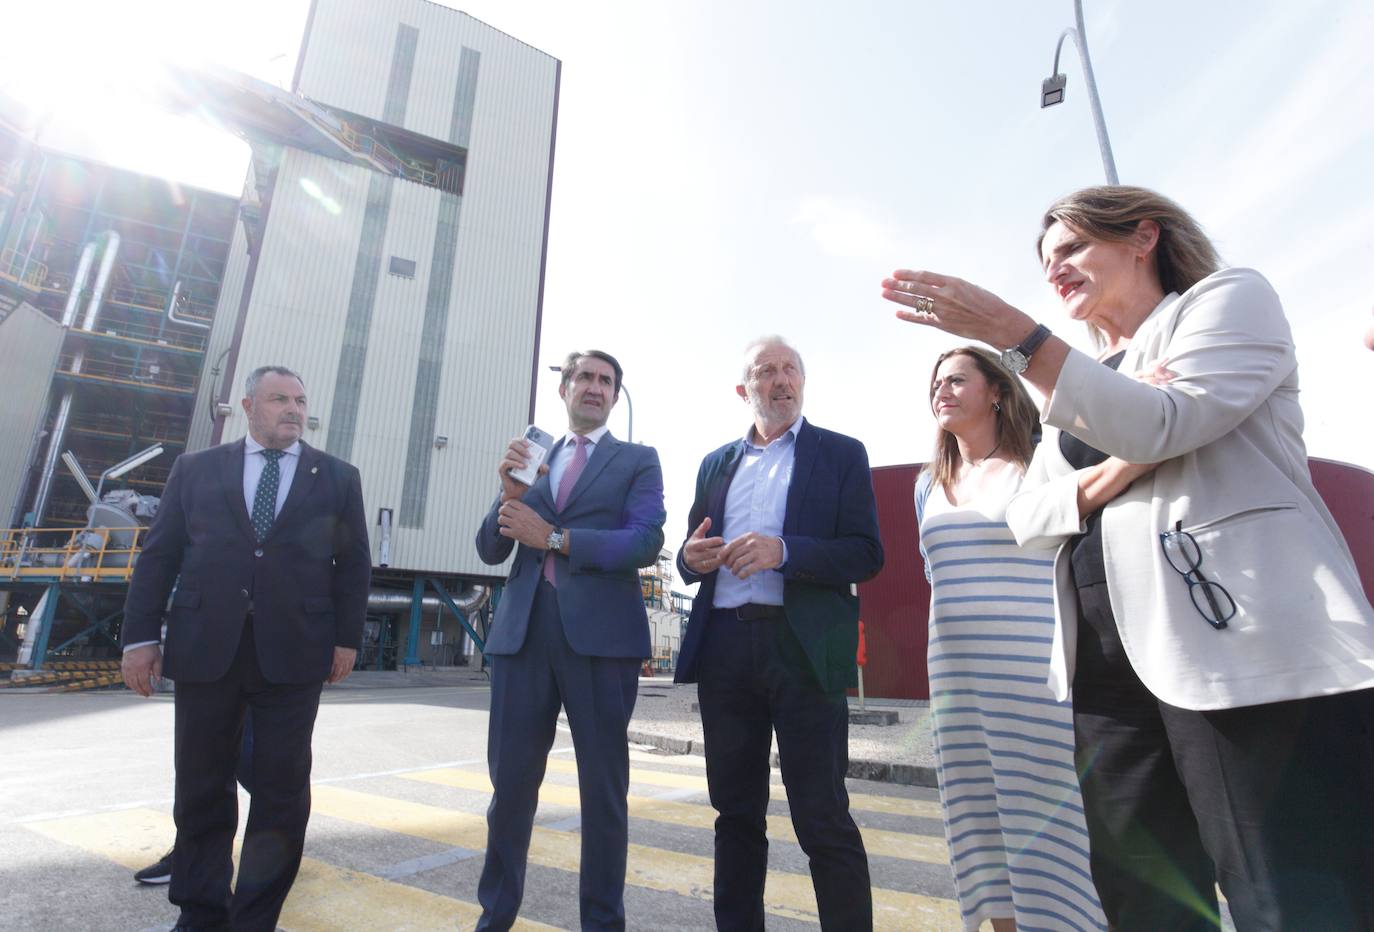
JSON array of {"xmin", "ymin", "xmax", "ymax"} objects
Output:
[{"xmin": 311, "ymin": 466, "xmax": 318, "ymax": 474}]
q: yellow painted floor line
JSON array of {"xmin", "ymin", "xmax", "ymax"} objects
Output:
[
  {"xmin": 551, "ymin": 755, "xmax": 944, "ymax": 821},
  {"xmin": 404, "ymin": 767, "xmax": 948, "ymax": 866},
  {"xmin": 312, "ymin": 785, "xmax": 960, "ymax": 931},
  {"xmin": 22, "ymin": 807, "xmax": 558, "ymax": 932},
  {"xmin": 285, "ymin": 857, "xmax": 561, "ymax": 931}
]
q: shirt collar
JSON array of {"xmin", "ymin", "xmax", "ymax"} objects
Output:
[
  {"xmin": 743, "ymin": 415, "xmax": 803, "ymax": 451},
  {"xmin": 563, "ymin": 425, "xmax": 610, "ymax": 447},
  {"xmin": 245, "ymin": 435, "xmax": 301, "ymax": 457}
]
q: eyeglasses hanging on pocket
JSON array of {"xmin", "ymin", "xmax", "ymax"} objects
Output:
[{"xmin": 1160, "ymin": 520, "xmax": 1237, "ymax": 630}]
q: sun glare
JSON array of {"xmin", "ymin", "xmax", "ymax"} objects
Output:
[{"xmin": 0, "ymin": 0, "xmax": 305, "ymax": 193}]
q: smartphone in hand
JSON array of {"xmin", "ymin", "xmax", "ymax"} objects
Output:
[{"xmin": 508, "ymin": 425, "xmax": 555, "ymax": 486}]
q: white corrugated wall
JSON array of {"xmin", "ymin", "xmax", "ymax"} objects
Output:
[
  {"xmin": 0, "ymin": 304, "xmax": 65, "ymax": 526},
  {"xmin": 219, "ymin": 0, "xmax": 557, "ymax": 577},
  {"xmin": 186, "ymin": 187, "xmax": 253, "ymax": 454}
]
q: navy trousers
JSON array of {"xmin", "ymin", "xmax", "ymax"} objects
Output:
[
  {"xmin": 696, "ymin": 608, "xmax": 872, "ymax": 932},
  {"xmin": 170, "ymin": 618, "xmax": 322, "ymax": 932},
  {"xmin": 476, "ymin": 580, "xmax": 640, "ymax": 932}
]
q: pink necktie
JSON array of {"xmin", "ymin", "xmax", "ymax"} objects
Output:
[{"xmin": 544, "ymin": 436, "xmax": 589, "ymax": 585}]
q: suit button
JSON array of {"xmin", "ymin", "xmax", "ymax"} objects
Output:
[
  {"xmin": 241, "ymin": 588, "xmax": 250, "ymax": 598},
  {"xmin": 254, "ymin": 549, "xmax": 264, "ymax": 558}
]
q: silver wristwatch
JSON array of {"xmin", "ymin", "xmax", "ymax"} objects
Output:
[
  {"xmin": 545, "ymin": 527, "xmax": 565, "ymax": 552},
  {"xmin": 999, "ymin": 324, "xmax": 1052, "ymax": 374}
]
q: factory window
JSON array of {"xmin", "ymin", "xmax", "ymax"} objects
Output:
[{"xmin": 389, "ymin": 256, "xmax": 416, "ymax": 278}]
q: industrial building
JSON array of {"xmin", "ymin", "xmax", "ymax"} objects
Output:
[{"xmin": 1, "ymin": 0, "xmax": 692, "ymax": 683}]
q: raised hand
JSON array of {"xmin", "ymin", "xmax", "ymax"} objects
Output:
[
  {"xmin": 882, "ymin": 269, "xmax": 1034, "ymax": 349},
  {"xmin": 498, "ymin": 438, "xmax": 548, "ymax": 502}
]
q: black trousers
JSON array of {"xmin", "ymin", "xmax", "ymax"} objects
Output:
[
  {"xmin": 476, "ymin": 580, "xmax": 641, "ymax": 932},
  {"xmin": 171, "ymin": 618, "xmax": 323, "ymax": 932},
  {"xmin": 696, "ymin": 608, "xmax": 872, "ymax": 932},
  {"xmin": 1072, "ymin": 581, "xmax": 1374, "ymax": 931}
]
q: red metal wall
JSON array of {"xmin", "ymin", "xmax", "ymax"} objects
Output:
[
  {"xmin": 856, "ymin": 458, "xmax": 1374, "ymax": 701},
  {"xmin": 854, "ymin": 464, "xmax": 929, "ymax": 701},
  {"xmin": 1310, "ymin": 458, "xmax": 1374, "ymax": 607}
]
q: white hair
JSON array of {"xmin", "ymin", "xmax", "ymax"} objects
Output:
[{"xmin": 740, "ymin": 335, "xmax": 805, "ymax": 382}]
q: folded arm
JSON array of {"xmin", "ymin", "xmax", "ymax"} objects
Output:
[
  {"xmin": 1043, "ymin": 269, "xmax": 1295, "ymax": 463},
  {"xmin": 1007, "ymin": 445, "xmax": 1158, "ymax": 550}
]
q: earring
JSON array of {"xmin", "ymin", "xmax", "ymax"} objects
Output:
[{"xmin": 993, "ymin": 402, "xmax": 1001, "ymax": 413}]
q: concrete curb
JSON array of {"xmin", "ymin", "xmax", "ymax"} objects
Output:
[{"xmin": 627, "ymin": 728, "xmax": 938, "ymax": 789}]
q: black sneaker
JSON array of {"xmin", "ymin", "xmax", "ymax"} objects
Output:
[{"xmin": 134, "ymin": 847, "xmax": 174, "ymax": 885}]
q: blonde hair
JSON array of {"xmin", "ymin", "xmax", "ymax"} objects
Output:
[{"xmin": 920, "ymin": 346, "xmax": 1037, "ymax": 491}]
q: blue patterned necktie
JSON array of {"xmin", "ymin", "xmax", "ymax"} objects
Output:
[{"xmin": 251, "ymin": 449, "xmax": 285, "ymax": 542}]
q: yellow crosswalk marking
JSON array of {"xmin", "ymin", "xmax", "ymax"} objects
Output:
[
  {"xmin": 22, "ymin": 807, "xmax": 559, "ymax": 931},
  {"xmin": 404, "ymin": 766, "xmax": 949, "ymax": 865},
  {"xmin": 312, "ymin": 785, "xmax": 961, "ymax": 931},
  {"xmin": 558, "ymin": 755, "xmax": 944, "ymax": 820}
]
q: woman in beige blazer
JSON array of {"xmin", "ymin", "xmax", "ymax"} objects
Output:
[{"xmin": 881, "ymin": 186, "xmax": 1374, "ymax": 930}]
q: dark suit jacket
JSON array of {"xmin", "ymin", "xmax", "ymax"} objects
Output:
[
  {"xmin": 476, "ymin": 434, "xmax": 666, "ymax": 659},
  {"xmin": 122, "ymin": 439, "xmax": 371, "ymax": 684},
  {"xmin": 674, "ymin": 420, "xmax": 884, "ymax": 692}
]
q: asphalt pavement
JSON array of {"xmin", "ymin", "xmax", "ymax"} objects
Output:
[{"xmin": 0, "ymin": 670, "xmax": 952, "ymax": 932}]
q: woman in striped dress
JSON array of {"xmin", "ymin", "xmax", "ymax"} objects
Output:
[{"xmin": 915, "ymin": 346, "xmax": 1104, "ymax": 932}]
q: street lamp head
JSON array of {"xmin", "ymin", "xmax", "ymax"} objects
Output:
[{"xmin": 1041, "ymin": 73, "xmax": 1067, "ymax": 108}]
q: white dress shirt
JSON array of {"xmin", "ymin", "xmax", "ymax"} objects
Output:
[{"xmin": 713, "ymin": 416, "xmax": 801, "ymax": 609}]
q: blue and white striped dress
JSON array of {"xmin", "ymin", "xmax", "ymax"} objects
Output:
[{"xmin": 916, "ymin": 467, "xmax": 1105, "ymax": 932}]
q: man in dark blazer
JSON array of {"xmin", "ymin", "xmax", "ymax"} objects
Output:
[
  {"xmin": 676, "ymin": 336, "xmax": 884, "ymax": 932},
  {"xmin": 121, "ymin": 365, "xmax": 370, "ymax": 932},
  {"xmin": 474, "ymin": 349, "xmax": 666, "ymax": 932}
]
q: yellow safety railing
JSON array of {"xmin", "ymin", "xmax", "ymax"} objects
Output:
[
  {"xmin": 0, "ymin": 248, "xmax": 47, "ymax": 290},
  {"xmin": 57, "ymin": 354, "xmax": 198, "ymax": 393},
  {"xmin": 70, "ymin": 314, "xmax": 208, "ymax": 352},
  {"xmin": 0, "ymin": 526, "xmax": 147, "ymax": 582},
  {"xmin": 337, "ymin": 121, "xmax": 439, "ymax": 187}
]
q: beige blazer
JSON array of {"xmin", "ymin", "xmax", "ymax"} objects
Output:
[{"xmin": 1007, "ymin": 267, "xmax": 1374, "ymax": 711}]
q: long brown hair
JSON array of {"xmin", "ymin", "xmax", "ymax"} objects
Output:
[{"xmin": 920, "ymin": 346, "xmax": 1038, "ymax": 490}]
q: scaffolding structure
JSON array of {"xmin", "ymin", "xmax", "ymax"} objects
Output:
[
  {"xmin": 0, "ymin": 135, "xmax": 237, "ymax": 529},
  {"xmin": 0, "ymin": 126, "xmax": 236, "ymax": 670}
]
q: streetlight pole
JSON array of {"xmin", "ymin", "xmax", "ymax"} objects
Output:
[
  {"xmin": 547, "ymin": 365, "xmax": 634, "ymax": 442},
  {"xmin": 1041, "ymin": 0, "xmax": 1119, "ymax": 184},
  {"xmin": 619, "ymin": 383, "xmax": 634, "ymax": 444}
]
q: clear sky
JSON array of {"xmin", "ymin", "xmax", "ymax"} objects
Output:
[{"xmin": 5, "ymin": 0, "xmax": 1372, "ymax": 570}]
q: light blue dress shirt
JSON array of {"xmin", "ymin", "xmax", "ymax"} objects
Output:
[
  {"xmin": 243, "ymin": 435, "xmax": 301, "ymax": 519},
  {"xmin": 712, "ymin": 416, "xmax": 802, "ymax": 609}
]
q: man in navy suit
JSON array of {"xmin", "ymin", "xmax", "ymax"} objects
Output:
[
  {"xmin": 122, "ymin": 365, "xmax": 370, "ymax": 932},
  {"xmin": 676, "ymin": 336, "xmax": 884, "ymax": 931},
  {"xmin": 474, "ymin": 349, "xmax": 666, "ymax": 931}
]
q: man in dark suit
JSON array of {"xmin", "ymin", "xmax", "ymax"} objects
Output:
[
  {"xmin": 474, "ymin": 349, "xmax": 666, "ymax": 931},
  {"xmin": 121, "ymin": 365, "xmax": 370, "ymax": 932},
  {"xmin": 676, "ymin": 336, "xmax": 884, "ymax": 932}
]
